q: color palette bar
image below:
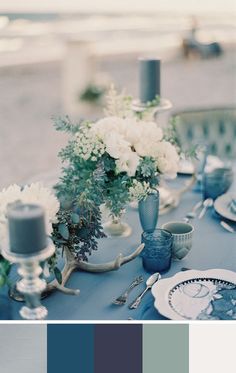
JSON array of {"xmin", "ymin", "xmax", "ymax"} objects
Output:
[
  {"xmin": 47, "ymin": 324, "xmax": 189, "ymax": 373},
  {"xmin": 2, "ymin": 324, "xmax": 234, "ymax": 373}
]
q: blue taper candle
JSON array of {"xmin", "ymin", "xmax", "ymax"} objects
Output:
[
  {"xmin": 139, "ymin": 58, "xmax": 161, "ymax": 103},
  {"xmin": 7, "ymin": 204, "xmax": 47, "ymax": 255}
]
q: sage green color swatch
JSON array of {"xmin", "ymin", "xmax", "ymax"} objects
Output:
[{"xmin": 143, "ymin": 324, "xmax": 189, "ymax": 373}]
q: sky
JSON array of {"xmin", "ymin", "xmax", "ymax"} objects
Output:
[{"xmin": 0, "ymin": 0, "xmax": 235, "ymax": 14}]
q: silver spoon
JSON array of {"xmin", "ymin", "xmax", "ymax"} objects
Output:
[
  {"xmin": 220, "ymin": 221, "xmax": 235, "ymax": 233},
  {"xmin": 198, "ymin": 198, "xmax": 213, "ymax": 219},
  {"xmin": 129, "ymin": 272, "xmax": 161, "ymax": 309}
]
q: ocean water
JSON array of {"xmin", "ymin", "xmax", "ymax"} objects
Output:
[{"xmin": 0, "ymin": 1, "xmax": 235, "ymax": 59}]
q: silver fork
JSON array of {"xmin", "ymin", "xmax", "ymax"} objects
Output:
[{"xmin": 112, "ymin": 276, "xmax": 144, "ymax": 306}]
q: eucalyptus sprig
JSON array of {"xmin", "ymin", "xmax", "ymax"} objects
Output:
[{"xmin": 53, "ymin": 115, "xmax": 81, "ymax": 135}]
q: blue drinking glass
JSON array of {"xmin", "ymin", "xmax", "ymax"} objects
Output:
[
  {"xmin": 203, "ymin": 167, "xmax": 233, "ymax": 200},
  {"xmin": 141, "ymin": 229, "xmax": 173, "ymax": 273},
  {"xmin": 138, "ymin": 192, "xmax": 159, "ymax": 232}
]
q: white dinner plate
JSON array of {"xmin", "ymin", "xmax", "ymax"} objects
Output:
[
  {"xmin": 152, "ymin": 269, "xmax": 236, "ymax": 320},
  {"xmin": 214, "ymin": 193, "xmax": 236, "ymax": 222}
]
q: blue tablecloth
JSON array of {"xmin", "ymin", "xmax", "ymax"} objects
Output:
[{"xmin": 1, "ymin": 174, "xmax": 236, "ymax": 320}]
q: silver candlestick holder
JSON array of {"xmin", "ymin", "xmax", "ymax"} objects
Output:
[
  {"xmin": 2, "ymin": 239, "xmax": 55, "ymax": 320},
  {"xmin": 132, "ymin": 97, "xmax": 172, "ymax": 118}
]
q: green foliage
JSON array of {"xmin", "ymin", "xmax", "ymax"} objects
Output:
[
  {"xmin": 146, "ymin": 95, "xmax": 161, "ymax": 108},
  {"xmin": 52, "ymin": 204, "xmax": 105, "ymax": 262},
  {"xmin": 165, "ymin": 116, "xmax": 199, "ymax": 159},
  {"xmin": 136, "ymin": 157, "xmax": 159, "ymax": 186},
  {"xmin": 53, "ymin": 115, "xmax": 81, "ymax": 135},
  {"xmin": 137, "ymin": 157, "xmax": 156, "ymax": 178},
  {"xmin": 0, "ymin": 256, "xmax": 11, "ymax": 288},
  {"xmin": 80, "ymin": 84, "xmax": 106, "ymax": 103},
  {"xmin": 164, "ymin": 116, "xmax": 181, "ymax": 149},
  {"xmin": 104, "ymin": 174, "xmax": 132, "ymax": 217},
  {"xmin": 52, "ymin": 117, "xmax": 107, "ymax": 263},
  {"xmin": 54, "ymin": 267, "xmax": 63, "ymax": 284},
  {"xmin": 136, "ymin": 95, "xmax": 161, "ymax": 120}
]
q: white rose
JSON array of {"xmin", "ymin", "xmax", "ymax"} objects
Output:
[
  {"xmin": 133, "ymin": 122, "xmax": 163, "ymax": 157},
  {"xmin": 116, "ymin": 150, "xmax": 140, "ymax": 177},
  {"xmin": 92, "ymin": 116, "xmax": 126, "ymax": 140},
  {"xmin": 154, "ymin": 141, "xmax": 179, "ymax": 178},
  {"xmin": 0, "ymin": 184, "xmax": 22, "ymax": 216},
  {"xmin": 123, "ymin": 118, "xmax": 142, "ymax": 145},
  {"xmin": 104, "ymin": 132, "xmax": 131, "ymax": 159},
  {"xmin": 134, "ymin": 138, "xmax": 153, "ymax": 157},
  {"xmin": 22, "ymin": 183, "xmax": 60, "ymax": 233},
  {"xmin": 140, "ymin": 121, "xmax": 163, "ymax": 142},
  {"xmin": 0, "ymin": 183, "xmax": 60, "ymax": 250}
]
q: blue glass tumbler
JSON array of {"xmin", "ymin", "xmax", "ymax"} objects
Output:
[
  {"xmin": 138, "ymin": 192, "xmax": 159, "ymax": 232},
  {"xmin": 141, "ymin": 229, "xmax": 173, "ymax": 273}
]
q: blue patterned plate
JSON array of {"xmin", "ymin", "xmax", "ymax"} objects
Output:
[
  {"xmin": 214, "ymin": 193, "xmax": 236, "ymax": 222},
  {"xmin": 152, "ymin": 269, "xmax": 236, "ymax": 320}
]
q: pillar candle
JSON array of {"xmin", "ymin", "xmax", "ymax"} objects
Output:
[
  {"xmin": 139, "ymin": 58, "xmax": 161, "ymax": 103},
  {"xmin": 8, "ymin": 204, "xmax": 47, "ymax": 255}
]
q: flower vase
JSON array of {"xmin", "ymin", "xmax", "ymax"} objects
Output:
[
  {"xmin": 103, "ymin": 212, "xmax": 132, "ymax": 238},
  {"xmin": 138, "ymin": 191, "xmax": 159, "ymax": 232}
]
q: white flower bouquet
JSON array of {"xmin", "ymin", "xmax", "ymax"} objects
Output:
[
  {"xmin": 75, "ymin": 116, "xmax": 179, "ymax": 179},
  {"xmin": 0, "ymin": 182, "xmax": 60, "ymax": 250},
  {"xmin": 58, "ymin": 87, "xmax": 180, "ymax": 219}
]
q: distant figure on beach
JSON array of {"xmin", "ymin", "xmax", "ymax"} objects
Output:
[{"xmin": 182, "ymin": 16, "xmax": 223, "ymax": 59}]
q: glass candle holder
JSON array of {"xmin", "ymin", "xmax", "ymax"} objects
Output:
[{"xmin": 141, "ymin": 229, "xmax": 173, "ymax": 273}]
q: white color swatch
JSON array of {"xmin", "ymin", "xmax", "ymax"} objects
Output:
[
  {"xmin": 190, "ymin": 324, "xmax": 236, "ymax": 373},
  {"xmin": 0, "ymin": 324, "xmax": 46, "ymax": 373}
]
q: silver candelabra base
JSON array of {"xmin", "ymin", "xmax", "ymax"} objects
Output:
[
  {"xmin": 132, "ymin": 98, "xmax": 172, "ymax": 119},
  {"xmin": 2, "ymin": 240, "xmax": 55, "ymax": 320}
]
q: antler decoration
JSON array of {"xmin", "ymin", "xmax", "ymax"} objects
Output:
[{"xmin": 44, "ymin": 243, "xmax": 145, "ymax": 296}]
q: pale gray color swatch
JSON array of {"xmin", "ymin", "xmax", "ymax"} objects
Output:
[{"xmin": 0, "ymin": 324, "xmax": 46, "ymax": 373}]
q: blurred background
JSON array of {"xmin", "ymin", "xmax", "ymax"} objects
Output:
[{"xmin": 0, "ymin": 0, "xmax": 235, "ymax": 189}]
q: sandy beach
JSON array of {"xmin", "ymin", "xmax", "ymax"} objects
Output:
[{"xmin": 0, "ymin": 46, "xmax": 235, "ymax": 190}]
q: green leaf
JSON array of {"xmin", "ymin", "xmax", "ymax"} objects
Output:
[
  {"xmin": 58, "ymin": 223, "xmax": 69, "ymax": 240},
  {"xmin": 71, "ymin": 213, "xmax": 80, "ymax": 224},
  {"xmin": 54, "ymin": 267, "xmax": 62, "ymax": 284},
  {"xmin": 1, "ymin": 259, "xmax": 11, "ymax": 275},
  {"xmin": 54, "ymin": 238, "xmax": 67, "ymax": 244}
]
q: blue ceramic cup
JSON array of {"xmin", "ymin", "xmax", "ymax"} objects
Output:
[{"xmin": 141, "ymin": 229, "xmax": 173, "ymax": 273}]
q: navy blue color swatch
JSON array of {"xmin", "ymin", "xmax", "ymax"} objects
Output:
[{"xmin": 94, "ymin": 324, "xmax": 142, "ymax": 373}]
